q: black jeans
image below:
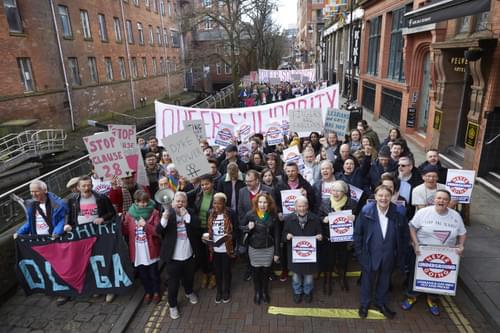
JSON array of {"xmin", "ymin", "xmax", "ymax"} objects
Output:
[
  {"xmin": 199, "ymin": 228, "xmax": 213, "ymax": 274},
  {"xmin": 213, "ymin": 252, "xmax": 232, "ymax": 297},
  {"xmin": 136, "ymin": 263, "xmax": 161, "ymax": 295},
  {"xmin": 166, "ymin": 256, "xmax": 196, "ymax": 307}
]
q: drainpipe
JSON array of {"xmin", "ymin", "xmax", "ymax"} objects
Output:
[
  {"xmin": 120, "ymin": 0, "xmax": 137, "ymax": 110},
  {"xmin": 159, "ymin": 6, "xmax": 171, "ymax": 98},
  {"xmin": 49, "ymin": 0, "xmax": 75, "ymax": 131}
]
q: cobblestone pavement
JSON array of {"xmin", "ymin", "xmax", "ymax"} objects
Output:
[{"xmin": 126, "ymin": 262, "xmax": 492, "ymax": 333}]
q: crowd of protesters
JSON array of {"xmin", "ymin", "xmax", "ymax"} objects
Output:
[{"xmin": 15, "ymin": 86, "xmax": 467, "ymax": 320}]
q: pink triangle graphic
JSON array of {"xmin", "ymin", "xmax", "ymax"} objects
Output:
[
  {"xmin": 434, "ymin": 230, "xmax": 451, "ymax": 244},
  {"xmin": 32, "ymin": 237, "xmax": 97, "ymax": 294}
]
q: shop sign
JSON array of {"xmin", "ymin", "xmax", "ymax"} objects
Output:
[{"xmin": 465, "ymin": 121, "xmax": 479, "ymax": 148}]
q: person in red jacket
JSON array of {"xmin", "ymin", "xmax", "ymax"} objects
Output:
[{"xmin": 122, "ymin": 190, "xmax": 161, "ymax": 304}]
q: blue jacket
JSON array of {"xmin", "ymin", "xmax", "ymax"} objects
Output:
[
  {"xmin": 17, "ymin": 192, "xmax": 68, "ymax": 236},
  {"xmin": 353, "ymin": 201, "xmax": 409, "ymax": 272}
]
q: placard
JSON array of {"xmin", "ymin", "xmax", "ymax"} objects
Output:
[
  {"xmin": 324, "ymin": 108, "xmax": 350, "ymax": 137},
  {"xmin": 349, "ymin": 184, "xmax": 364, "ymax": 202},
  {"xmin": 161, "ymin": 128, "xmax": 210, "ymax": 180},
  {"xmin": 289, "ymin": 109, "xmax": 324, "ymax": 136},
  {"xmin": 238, "ymin": 124, "xmax": 253, "ymax": 143},
  {"xmin": 328, "ymin": 210, "xmax": 353, "ymax": 242},
  {"xmin": 183, "ymin": 119, "xmax": 207, "ymax": 141},
  {"xmin": 292, "ymin": 236, "xmax": 317, "ymax": 263},
  {"xmin": 108, "ymin": 124, "xmax": 136, "ymax": 150},
  {"xmin": 465, "ymin": 122, "xmax": 479, "ymax": 148},
  {"xmin": 413, "ymin": 245, "xmax": 460, "ymax": 296},
  {"xmin": 282, "ymin": 146, "xmax": 304, "ymax": 170},
  {"xmin": 266, "ymin": 122, "xmax": 284, "ymax": 146},
  {"xmin": 280, "ymin": 189, "xmax": 302, "ymax": 215},
  {"xmin": 238, "ymin": 143, "xmax": 252, "ymax": 163},
  {"xmin": 83, "ymin": 132, "xmax": 130, "ymax": 179},
  {"xmin": 214, "ymin": 123, "xmax": 235, "ymax": 147},
  {"xmin": 446, "ymin": 169, "xmax": 475, "ymax": 203}
]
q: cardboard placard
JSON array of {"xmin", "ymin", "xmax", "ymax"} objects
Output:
[
  {"xmin": 83, "ymin": 132, "xmax": 130, "ymax": 179},
  {"xmin": 108, "ymin": 124, "xmax": 136, "ymax": 150},
  {"xmin": 280, "ymin": 189, "xmax": 302, "ymax": 215},
  {"xmin": 183, "ymin": 119, "xmax": 207, "ymax": 141},
  {"xmin": 289, "ymin": 109, "xmax": 324, "ymax": 136},
  {"xmin": 292, "ymin": 236, "xmax": 317, "ymax": 263},
  {"xmin": 328, "ymin": 210, "xmax": 353, "ymax": 242},
  {"xmin": 324, "ymin": 108, "xmax": 350, "ymax": 137},
  {"xmin": 446, "ymin": 169, "xmax": 475, "ymax": 203},
  {"xmin": 214, "ymin": 123, "xmax": 234, "ymax": 147}
]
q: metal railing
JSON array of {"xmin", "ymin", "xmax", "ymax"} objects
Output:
[{"xmin": 192, "ymin": 84, "xmax": 234, "ymax": 108}]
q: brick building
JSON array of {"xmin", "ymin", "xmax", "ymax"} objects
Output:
[
  {"xmin": 0, "ymin": 0, "xmax": 184, "ymax": 129},
  {"xmin": 296, "ymin": 0, "xmax": 325, "ymax": 70}
]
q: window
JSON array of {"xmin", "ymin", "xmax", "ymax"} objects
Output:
[
  {"xmin": 17, "ymin": 58, "xmax": 35, "ymax": 92},
  {"xmin": 145, "ymin": 0, "xmax": 150, "ymax": 9},
  {"xmin": 80, "ymin": 10, "xmax": 92, "ymax": 39},
  {"xmin": 225, "ymin": 63, "xmax": 231, "ymax": 74},
  {"xmin": 126, "ymin": 20, "xmax": 134, "ymax": 43},
  {"xmin": 159, "ymin": 0, "xmax": 165, "ymax": 16},
  {"xmin": 137, "ymin": 22, "xmax": 144, "ymax": 45},
  {"xmin": 58, "ymin": 5, "xmax": 72, "ymax": 38},
  {"xmin": 118, "ymin": 57, "xmax": 126, "ymax": 80},
  {"xmin": 160, "ymin": 57, "xmax": 164, "ymax": 74},
  {"xmin": 133, "ymin": 0, "xmax": 139, "ymax": 5},
  {"xmin": 475, "ymin": 11, "xmax": 489, "ymax": 32},
  {"xmin": 68, "ymin": 57, "xmax": 81, "ymax": 86},
  {"xmin": 204, "ymin": 16, "xmax": 213, "ymax": 30},
  {"xmin": 171, "ymin": 30, "xmax": 180, "ymax": 48},
  {"xmin": 4, "ymin": 0, "xmax": 23, "ymax": 33},
  {"xmin": 167, "ymin": 0, "xmax": 172, "ymax": 16},
  {"xmin": 152, "ymin": 57, "xmax": 157, "ymax": 75},
  {"xmin": 163, "ymin": 28, "xmax": 169, "ymax": 46},
  {"xmin": 216, "ymin": 63, "xmax": 221, "ymax": 75},
  {"xmin": 156, "ymin": 26, "xmax": 162, "ymax": 46},
  {"xmin": 104, "ymin": 57, "xmax": 113, "ymax": 81},
  {"xmin": 142, "ymin": 57, "xmax": 147, "ymax": 77},
  {"xmin": 153, "ymin": 0, "xmax": 158, "ymax": 12},
  {"xmin": 98, "ymin": 14, "xmax": 108, "ymax": 42},
  {"xmin": 131, "ymin": 57, "xmax": 138, "ymax": 78},
  {"xmin": 114, "ymin": 17, "xmax": 122, "ymax": 42},
  {"xmin": 203, "ymin": 0, "xmax": 212, "ymax": 8},
  {"xmin": 367, "ymin": 16, "xmax": 381, "ymax": 76},
  {"xmin": 148, "ymin": 25, "xmax": 154, "ymax": 45},
  {"xmin": 88, "ymin": 57, "xmax": 98, "ymax": 83},
  {"xmin": 387, "ymin": 7, "xmax": 406, "ymax": 82}
]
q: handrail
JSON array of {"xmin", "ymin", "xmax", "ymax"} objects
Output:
[
  {"xmin": 486, "ymin": 133, "xmax": 500, "ymax": 145},
  {"xmin": 109, "ymin": 111, "xmax": 155, "ymax": 120}
]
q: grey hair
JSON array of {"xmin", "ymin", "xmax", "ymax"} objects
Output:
[
  {"xmin": 174, "ymin": 191, "xmax": 187, "ymax": 201},
  {"xmin": 320, "ymin": 160, "xmax": 333, "ymax": 169},
  {"xmin": 294, "ymin": 196, "xmax": 308, "ymax": 207},
  {"xmin": 30, "ymin": 180, "xmax": 48, "ymax": 192},
  {"xmin": 332, "ymin": 180, "xmax": 349, "ymax": 194}
]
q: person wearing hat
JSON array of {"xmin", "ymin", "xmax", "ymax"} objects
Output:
[
  {"xmin": 368, "ymin": 145, "xmax": 397, "ymax": 192},
  {"xmin": 66, "ymin": 177, "xmax": 80, "ymax": 194},
  {"xmin": 109, "ymin": 168, "xmax": 150, "ymax": 214},
  {"xmin": 411, "ymin": 165, "xmax": 449, "ymax": 211},
  {"xmin": 218, "ymin": 144, "xmax": 248, "ymax": 175}
]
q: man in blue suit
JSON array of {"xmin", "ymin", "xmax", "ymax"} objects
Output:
[{"xmin": 354, "ymin": 185, "xmax": 409, "ymax": 319}]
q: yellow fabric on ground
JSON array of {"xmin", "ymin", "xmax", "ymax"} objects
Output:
[{"xmin": 268, "ymin": 306, "xmax": 386, "ymax": 320}]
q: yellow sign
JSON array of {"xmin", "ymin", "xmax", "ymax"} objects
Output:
[
  {"xmin": 433, "ymin": 110, "xmax": 442, "ymax": 130},
  {"xmin": 465, "ymin": 122, "xmax": 479, "ymax": 148}
]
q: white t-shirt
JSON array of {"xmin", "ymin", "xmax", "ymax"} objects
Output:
[
  {"xmin": 411, "ymin": 183, "xmax": 447, "ymax": 207},
  {"xmin": 35, "ymin": 203, "xmax": 50, "ymax": 235},
  {"xmin": 172, "ymin": 213, "xmax": 193, "ymax": 261},
  {"xmin": 78, "ymin": 195, "xmax": 98, "ymax": 225},
  {"xmin": 321, "ymin": 180, "xmax": 335, "ymax": 200},
  {"xmin": 410, "ymin": 206, "xmax": 466, "ymax": 247},
  {"xmin": 212, "ymin": 214, "xmax": 227, "ymax": 253},
  {"xmin": 134, "ymin": 223, "xmax": 159, "ymax": 267}
]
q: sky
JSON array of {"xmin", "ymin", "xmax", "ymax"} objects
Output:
[{"xmin": 274, "ymin": 0, "xmax": 298, "ymax": 29}]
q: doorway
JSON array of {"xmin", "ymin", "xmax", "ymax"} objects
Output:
[
  {"xmin": 456, "ymin": 72, "xmax": 473, "ymax": 148},
  {"xmin": 417, "ymin": 53, "xmax": 431, "ymax": 133}
]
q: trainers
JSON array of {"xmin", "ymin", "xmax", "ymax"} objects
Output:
[
  {"xmin": 243, "ymin": 270, "xmax": 252, "ymax": 282},
  {"xmin": 169, "ymin": 306, "xmax": 180, "ymax": 320},
  {"xmin": 222, "ymin": 293, "xmax": 231, "ymax": 303},
  {"xmin": 56, "ymin": 296, "xmax": 69, "ymax": 306},
  {"xmin": 279, "ymin": 270, "xmax": 288, "ymax": 282},
  {"xmin": 215, "ymin": 293, "xmax": 222, "ymax": 304},
  {"xmin": 143, "ymin": 294, "xmax": 152, "ymax": 305},
  {"xmin": 152, "ymin": 293, "xmax": 161, "ymax": 304},
  {"xmin": 400, "ymin": 296, "xmax": 417, "ymax": 310},
  {"xmin": 304, "ymin": 293, "xmax": 313, "ymax": 303},
  {"xmin": 293, "ymin": 293, "xmax": 302, "ymax": 304},
  {"xmin": 186, "ymin": 293, "xmax": 199, "ymax": 304},
  {"xmin": 105, "ymin": 294, "xmax": 115, "ymax": 303},
  {"xmin": 427, "ymin": 297, "xmax": 440, "ymax": 316}
]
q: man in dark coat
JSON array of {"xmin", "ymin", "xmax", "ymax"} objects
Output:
[{"xmin": 417, "ymin": 149, "xmax": 448, "ymax": 184}]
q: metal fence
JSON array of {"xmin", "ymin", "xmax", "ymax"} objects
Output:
[{"xmin": 191, "ymin": 85, "xmax": 234, "ymax": 108}]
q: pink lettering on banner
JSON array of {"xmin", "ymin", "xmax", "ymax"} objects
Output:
[
  {"xmin": 211, "ymin": 111, "xmax": 222, "ymax": 138},
  {"xmin": 327, "ymin": 89, "xmax": 337, "ymax": 108},
  {"xmin": 285, "ymin": 101, "xmax": 296, "ymax": 115},
  {"xmin": 297, "ymin": 98, "xmax": 307, "ymax": 109}
]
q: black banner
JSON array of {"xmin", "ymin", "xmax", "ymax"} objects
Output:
[{"xmin": 15, "ymin": 218, "xmax": 134, "ymax": 297}]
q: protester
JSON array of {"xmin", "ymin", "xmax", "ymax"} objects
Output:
[
  {"xmin": 141, "ymin": 136, "xmax": 165, "ymax": 161},
  {"xmin": 380, "ymin": 128, "xmax": 401, "ymax": 149},
  {"xmin": 313, "ymin": 160, "xmax": 337, "ymax": 206},
  {"xmin": 302, "ymin": 148, "xmax": 320, "ymax": 186},
  {"xmin": 411, "ymin": 165, "xmax": 448, "ymax": 211},
  {"xmin": 145, "ymin": 152, "xmax": 167, "ymax": 194},
  {"xmin": 218, "ymin": 144, "xmax": 248, "ymax": 175},
  {"xmin": 417, "ymin": 149, "xmax": 448, "ymax": 184},
  {"xmin": 348, "ymin": 129, "xmax": 363, "ymax": 154},
  {"xmin": 261, "ymin": 168, "xmax": 279, "ymax": 190},
  {"xmin": 369, "ymin": 145, "xmax": 396, "ymax": 191},
  {"xmin": 216, "ymin": 162, "xmax": 245, "ymax": 213},
  {"xmin": 109, "ymin": 170, "xmax": 150, "ymax": 214}
]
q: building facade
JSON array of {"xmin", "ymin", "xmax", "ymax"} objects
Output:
[
  {"xmin": 0, "ymin": 0, "xmax": 184, "ymax": 129},
  {"xmin": 296, "ymin": 0, "xmax": 325, "ymax": 70}
]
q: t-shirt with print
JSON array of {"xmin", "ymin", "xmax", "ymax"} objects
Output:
[
  {"xmin": 35, "ymin": 203, "xmax": 50, "ymax": 235},
  {"xmin": 172, "ymin": 213, "xmax": 193, "ymax": 260},
  {"xmin": 410, "ymin": 206, "xmax": 466, "ymax": 247},
  {"xmin": 78, "ymin": 195, "xmax": 98, "ymax": 225},
  {"xmin": 411, "ymin": 183, "xmax": 447, "ymax": 207},
  {"xmin": 134, "ymin": 222, "xmax": 159, "ymax": 267},
  {"xmin": 321, "ymin": 180, "xmax": 335, "ymax": 201},
  {"xmin": 212, "ymin": 214, "xmax": 227, "ymax": 253}
]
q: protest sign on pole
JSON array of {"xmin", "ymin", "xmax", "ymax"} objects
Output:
[
  {"xmin": 288, "ymin": 108, "xmax": 324, "ymax": 136},
  {"xmin": 280, "ymin": 189, "xmax": 302, "ymax": 215},
  {"xmin": 349, "ymin": 184, "xmax": 364, "ymax": 202},
  {"xmin": 324, "ymin": 108, "xmax": 350, "ymax": 137},
  {"xmin": 282, "ymin": 146, "xmax": 304, "ymax": 171},
  {"xmin": 83, "ymin": 132, "xmax": 130, "ymax": 179},
  {"xmin": 328, "ymin": 210, "xmax": 353, "ymax": 242},
  {"xmin": 214, "ymin": 123, "xmax": 234, "ymax": 147},
  {"xmin": 292, "ymin": 236, "xmax": 317, "ymax": 263},
  {"xmin": 183, "ymin": 119, "xmax": 207, "ymax": 141},
  {"xmin": 266, "ymin": 122, "xmax": 284, "ymax": 146},
  {"xmin": 446, "ymin": 169, "xmax": 475, "ymax": 203},
  {"xmin": 413, "ymin": 245, "xmax": 460, "ymax": 296},
  {"xmin": 161, "ymin": 128, "xmax": 210, "ymax": 180},
  {"xmin": 108, "ymin": 124, "xmax": 137, "ymax": 150}
]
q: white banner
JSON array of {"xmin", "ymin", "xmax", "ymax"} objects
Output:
[
  {"xmin": 292, "ymin": 236, "xmax": 317, "ymax": 263},
  {"xmin": 161, "ymin": 128, "xmax": 211, "ymax": 180},
  {"xmin": 280, "ymin": 189, "xmax": 302, "ymax": 215},
  {"xmin": 155, "ymin": 85, "xmax": 339, "ymax": 143},
  {"xmin": 445, "ymin": 169, "xmax": 475, "ymax": 203},
  {"xmin": 258, "ymin": 68, "xmax": 316, "ymax": 83},
  {"xmin": 83, "ymin": 132, "xmax": 130, "ymax": 179},
  {"xmin": 413, "ymin": 245, "xmax": 460, "ymax": 296},
  {"xmin": 328, "ymin": 210, "xmax": 353, "ymax": 242}
]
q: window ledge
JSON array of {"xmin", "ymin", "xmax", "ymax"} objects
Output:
[
  {"xmin": 9, "ymin": 32, "xmax": 27, "ymax": 37},
  {"xmin": 101, "ymin": 39, "xmax": 110, "ymax": 43},
  {"xmin": 83, "ymin": 37, "xmax": 93, "ymax": 42},
  {"xmin": 63, "ymin": 36, "xmax": 74, "ymax": 40}
]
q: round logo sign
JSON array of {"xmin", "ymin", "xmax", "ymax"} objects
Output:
[
  {"xmin": 218, "ymin": 128, "xmax": 232, "ymax": 141},
  {"xmin": 332, "ymin": 216, "xmax": 351, "ymax": 234},
  {"xmin": 418, "ymin": 253, "xmax": 457, "ymax": 279},
  {"xmin": 446, "ymin": 176, "xmax": 472, "ymax": 195},
  {"xmin": 284, "ymin": 194, "xmax": 297, "ymax": 212},
  {"xmin": 294, "ymin": 240, "xmax": 314, "ymax": 257},
  {"xmin": 267, "ymin": 126, "xmax": 281, "ymax": 139}
]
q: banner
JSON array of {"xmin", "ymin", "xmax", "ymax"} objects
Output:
[
  {"xmin": 281, "ymin": 189, "xmax": 302, "ymax": 215},
  {"xmin": 155, "ymin": 84, "xmax": 339, "ymax": 143},
  {"xmin": 324, "ymin": 108, "xmax": 350, "ymax": 137},
  {"xmin": 292, "ymin": 236, "xmax": 317, "ymax": 263},
  {"xmin": 258, "ymin": 69, "xmax": 316, "ymax": 83},
  {"xmin": 328, "ymin": 210, "xmax": 353, "ymax": 242},
  {"xmin": 446, "ymin": 169, "xmax": 475, "ymax": 203},
  {"xmin": 15, "ymin": 219, "xmax": 134, "ymax": 297},
  {"xmin": 83, "ymin": 132, "xmax": 130, "ymax": 179},
  {"xmin": 413, "ymin": 245, "xmax": 460, "ymax": 296}
]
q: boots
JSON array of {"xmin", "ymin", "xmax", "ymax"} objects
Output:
[
  {"xmin": 323, "ymin": 273, "xmax": 333, "ymax": 295},
  {"xmin": 253, "ymin": 268, "xmax": 262, "ymax": 305},
  {"xmin": 261, "ymin": 268, "xmax": 270, "ymax": 304},
  {"xmin": 339, "ymin": 270, "xmax": 349, "ymax": 292}
]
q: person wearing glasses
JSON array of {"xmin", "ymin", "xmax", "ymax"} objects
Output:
[{"xmin": 396, "ymin": 156, "xmax": 422, "ymax": 218}]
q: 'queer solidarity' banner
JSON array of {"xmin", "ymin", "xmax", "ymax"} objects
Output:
[
  {"xmin": 258, "ymin": 68, "xmax": 316, "ymax": 83},
  {"xmin": 155, "ymin": 84, "xmax": 339, "ymax": 142},
  {"xmin": 15, "ymin": 218, "xmax": 134, "ymax": 297}
]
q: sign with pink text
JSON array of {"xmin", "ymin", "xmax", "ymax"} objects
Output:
[
  {"xmin": 445, "ymin": 169, "xmax": 475, "ymax": 203},
  {"xmin": 83, "ymin": 132, "xmax": 129, "ymax": 179}
]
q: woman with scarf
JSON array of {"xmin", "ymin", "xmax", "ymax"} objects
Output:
[
  {"xmin": 203, "ymin": 193, "xmax": 237, "ymax": 304},
  {"xmin": 122, "ymin": 190, "xmax": 162, "ymax": 304},
  {"xmin": 242, "ymin": 192, "xmax": 280, "ymax": 304},
  {"xmin": 318, "ymin": 181, "xmax": 359, "ymax": 294}
]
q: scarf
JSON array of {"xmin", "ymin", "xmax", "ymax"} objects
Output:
[
  {"xmin": 330, "ymin": 195, "xmax": 348, "ymax": 212},
  {"xmin": 207, "ymin": 209, "xmax": 234, "ymax": 257},
  {"xmin": 256, "ymin": 209, "xmax": 270, "ymax": 223},
  {"xmin": 128, "ymin": 200, "xmax": 155, "ymax": 221}
]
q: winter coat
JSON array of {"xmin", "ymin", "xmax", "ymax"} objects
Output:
[{"xmin": 17, "ymin": 192, "xmax": 68, "ymax": 236}]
